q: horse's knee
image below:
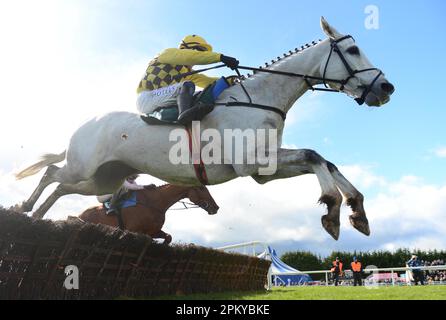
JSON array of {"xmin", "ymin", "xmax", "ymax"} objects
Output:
[
  {"xmin": 326, "ymin": 161, "xmax": 338, "ymax": 173},
  {"xmin": 301, "ymin": 149, "xmax": 324, "ymax": 165}
]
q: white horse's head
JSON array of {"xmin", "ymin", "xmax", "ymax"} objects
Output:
[{"xmin": 319, "ymin": 17, "xmax": 394, "ymax": 107}]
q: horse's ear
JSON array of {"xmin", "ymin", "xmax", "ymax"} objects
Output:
[{"xmin": 320, "ymin": 16, "xmax": 342, "ymax": 40}]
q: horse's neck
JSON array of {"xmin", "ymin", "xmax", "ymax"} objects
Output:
[
  {"xmin": 154, "ymin": 186, "xmax": 188, "ymax": 211},
  {"xmin": 228, "ymin": 39, "xmax": 328, "ymax": 114}
]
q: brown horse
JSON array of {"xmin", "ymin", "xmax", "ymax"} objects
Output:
[{"xmin": 78, "ymin": 184, "xmax": 219, "ymax": 244}]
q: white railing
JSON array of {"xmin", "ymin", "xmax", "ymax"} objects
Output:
[
  {"xmin": 217, "ymin": 241, "xmax": 268, "ymax": 256},
  {"xmin": 216, "ymin": 242, "xmax": 446, "ymax": 290},
  {"xmin": 271, "ymin": 265, "xmax": 446, "ymax": 288}
]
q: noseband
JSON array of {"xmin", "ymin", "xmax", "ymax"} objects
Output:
[{"xmin": 323, "ymin": 35, "xmax": 383, "ymax": 105}]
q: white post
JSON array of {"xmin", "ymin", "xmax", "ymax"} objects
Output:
[
  {"xmin": 391, "ymin": 269, "xmax": 395, "ymax": 286},
  {"xmin": 325, "ymin": 272, "xmax": 329, "ymax": 286},
  {"xmin": 266, "ymin": 267, "xmax": 272, "ymax": 290}
]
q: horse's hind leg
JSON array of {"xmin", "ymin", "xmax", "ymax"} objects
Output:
[
  {"xmin": 19, "ymin": 165, "xmax": 60, "ymax": 213},
  {"xmin": 326, "ymin": 161, "xmax": 370, "ymax": 236},
  {"xmin": 32, "ymin": 179, "xmax": 98, "ymax": 219}
]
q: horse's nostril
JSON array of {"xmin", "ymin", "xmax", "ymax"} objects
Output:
[{"xmin": 381, "ymin": 82, "xmax": 395, "ymax": 94}]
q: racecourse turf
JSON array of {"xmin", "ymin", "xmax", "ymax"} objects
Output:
[{"xmin": 155, "ymin": 285, "xmax": 446, "ymax": 300}]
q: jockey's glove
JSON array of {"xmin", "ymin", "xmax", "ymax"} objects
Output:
[
  {"xmin": 225, "ymin": 75, "xmax": 239, "ymax": 85},
  {"xmin": 221, "ymin": 55, "xmax": 239, "ymax": 70}
]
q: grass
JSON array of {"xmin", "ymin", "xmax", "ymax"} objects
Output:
[{"xmin": 153, "ymin": 285, "xmax": 446, "ymax": 300}]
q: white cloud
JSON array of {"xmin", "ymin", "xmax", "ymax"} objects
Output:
[
  {"xmin": 0, "ymin": 2, "xmax": 445, "ymax": 256},
  {"xmin": 434, "ymin": 147, "xmax": 446, "ymax": 158},
  {"xmin": 2, "ymin": 158, "xmax": 446, "ymax": 256},
  {"xmin": 339, "ymin": 164, "xmax": 387, "ymax": 189},
  {"xmin": 163, "ymin": 165, "xmax": 446, "ymax": 254}
]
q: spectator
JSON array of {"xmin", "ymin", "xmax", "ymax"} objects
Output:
[
  {"xmin": 407, "ymin": 255, "xmax": 425, "ymax": 286},
  {"xmin": 351, "ymin": 256, "xmax": 363, "ymax": 286},
  {"xmin": 330, "ymin": 257, "xmax": 343, "ymax": 286}
]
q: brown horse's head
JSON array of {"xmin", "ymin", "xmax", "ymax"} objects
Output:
[{"xmin": 186, "ymin": 186, "xmax": 219, "ymax": 215}]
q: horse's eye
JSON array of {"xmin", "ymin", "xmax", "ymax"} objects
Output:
[{"xmin": 346, "ymin": 46, "xmax": 360, "ymax": 56}]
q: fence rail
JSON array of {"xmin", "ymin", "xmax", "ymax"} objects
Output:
[{"xmin": 0, "ymin": 208, "xmax": 270, "ymax": 299}]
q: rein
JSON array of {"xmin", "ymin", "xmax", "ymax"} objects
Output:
[
  {"xmin": 234, "ymin": 35, "xmax": 383, "ymax": 107},
  {"xmin": 171, "ymin": 35, "xmax": 383, "ymax": 120},
  {"xmin": 168, "ymin": 201, "xmax": 200, "ymax": 210},
  {"xmin": 136, "ymin": 189, "xmax": 201, "ymax": 212}
]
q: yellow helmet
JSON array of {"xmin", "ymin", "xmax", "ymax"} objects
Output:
[{"xmin": 179, "ymin": 35, "xmax": 213, "ymax": 52}]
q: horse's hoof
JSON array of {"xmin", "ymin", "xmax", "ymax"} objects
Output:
[
  {"xmin": 321, "ymin": 215, "xmax": 340, "ymax": 240},
  {"xmin": 32, "ymin": 210, "xmax": 45, "ymax": 220},
  {"xmin": 349, "ymin": 215, "xmax": 370, "ymax": 236},
  {"xmin": 163, "ymin": 234, "xmax": 172, "ymax": 245},
  {"xmin": 9, "ymin": 204, "xmax": 22, "ymax": 214},
  {"xmin": 10, "ymin": 201, "xmax": 30, "ymax": 214}
]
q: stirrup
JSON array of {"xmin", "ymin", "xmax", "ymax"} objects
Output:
[{"xmin": 177, "ymin": 108, "xmax": 197, "ymax": 124}]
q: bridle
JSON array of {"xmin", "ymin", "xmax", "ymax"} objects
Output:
[
  {"xmin": 234, "ymin": 35, "xmax": 384, "ymax": 107},
  {"xmin": 322, "ymin": 35, "xmax": 383, "ymax": 105}
]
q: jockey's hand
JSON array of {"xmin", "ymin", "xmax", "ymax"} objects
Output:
[
  {"xmin": 226, "ymin": 75, "xmax": 239, "ymax": 85},
  {"xmin": 221, "ymin": 55, "xmax": 239, "ymax": 70}
]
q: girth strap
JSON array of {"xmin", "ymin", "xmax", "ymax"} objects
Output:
[
  {"xmin": 116, "ymin": 208, "xmax": 125, "ymax": 230},
  {"xmin": 215, "ymin": 101, "xmax": 286, "ymax": 121},
  {"xmin": 186, "ymin": 126, "xmax": 209, "ymax": 185}
]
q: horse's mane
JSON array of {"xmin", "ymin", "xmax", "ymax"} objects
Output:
[
  {"xmin": 149, "ymin": 183, "xmax": 200, "ymax": 191},
  {"xmin": 242, "ymin": 38, "xmax": 323, "ymax": 80}
]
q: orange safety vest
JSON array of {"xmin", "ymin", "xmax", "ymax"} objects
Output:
[
  {"xmin": 351, "ymin": 261, "xmax": 362, "ymax": 272},
  {"xmin": 331, "ymin": 261, "xmax": 343, "ymax": 273}
]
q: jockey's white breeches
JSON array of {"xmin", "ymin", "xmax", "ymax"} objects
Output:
[
  {"xmin": 136, "ymin": 83, "xmax": 183, "ymax": 115},
  {"xmin": 97, "ymin": 194, "xmax": 112, "ymax": 203}
]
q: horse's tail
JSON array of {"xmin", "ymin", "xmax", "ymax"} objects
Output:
[{"xmin": 15, "ymin": 150, "xmax": 66, "ymax": 180}]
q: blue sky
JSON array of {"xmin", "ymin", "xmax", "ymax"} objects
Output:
[{"xmin": 0, "ymin": 0, "xmax": 445, "ymax": 256}]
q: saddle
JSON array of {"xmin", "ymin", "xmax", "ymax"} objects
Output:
[
  {"xmin": 103, "ymin": 191, "xmax": 138, "ymax": 230},
  {"xmin": 141, "ymin": 77, "xmax": 229, "ymax": 126},
  {"xmin": 103, "ymin": 191, "xmax": 137, "ymax": 213}
]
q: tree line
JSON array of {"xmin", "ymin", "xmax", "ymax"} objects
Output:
[{"xmin": 281, "ymin": 248, "xmax": 446, "ymax": 272}]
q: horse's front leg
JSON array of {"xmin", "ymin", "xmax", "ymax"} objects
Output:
[
  {"xmin": 326, "ymin": 161, "xmax": 370, "ymax": 236},
  {"xmin": 151, "ymin": 230, "xmax": 172, "ymax": 245},
  {"xmin": 252, "ymin": 148, "xmax": 342, "ymax": 240}
]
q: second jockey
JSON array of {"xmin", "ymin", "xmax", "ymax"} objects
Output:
[{"xmin": 136, "ymin": 35, "xmax": 239, "ymax": 124}]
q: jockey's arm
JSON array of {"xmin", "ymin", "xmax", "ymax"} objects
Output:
[
  {"xmin": 157, "ymin": 48, "xmax": 222, "ymax": 66},
  {"xmin": 186, "ymin": 73, "xmax": 220, "ymax": 89}
]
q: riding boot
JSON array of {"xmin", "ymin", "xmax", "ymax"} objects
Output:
[
  {"xmin": 106, "ymin": 194, "xmax": 118, "ymax": 215},
  {"xmin": 177, "ymin": 81, "xmax": 197, "ymax": 124},
  {"xmin": 106, "ymin": 187, "xmax": 125, "ymax": 215}
]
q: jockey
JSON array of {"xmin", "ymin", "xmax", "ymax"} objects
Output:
[
  {"xmin": 136, "ymin": 34, "xmax": 239, "ymax": 124},
  {"xmin": 97, "ymin": 174, "xmax": 145, "ymax": 215}
]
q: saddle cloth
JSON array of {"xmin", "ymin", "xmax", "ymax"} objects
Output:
[{"xmin": 104, "ymin": 191, "xmax": 137, "ymax": 211}]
